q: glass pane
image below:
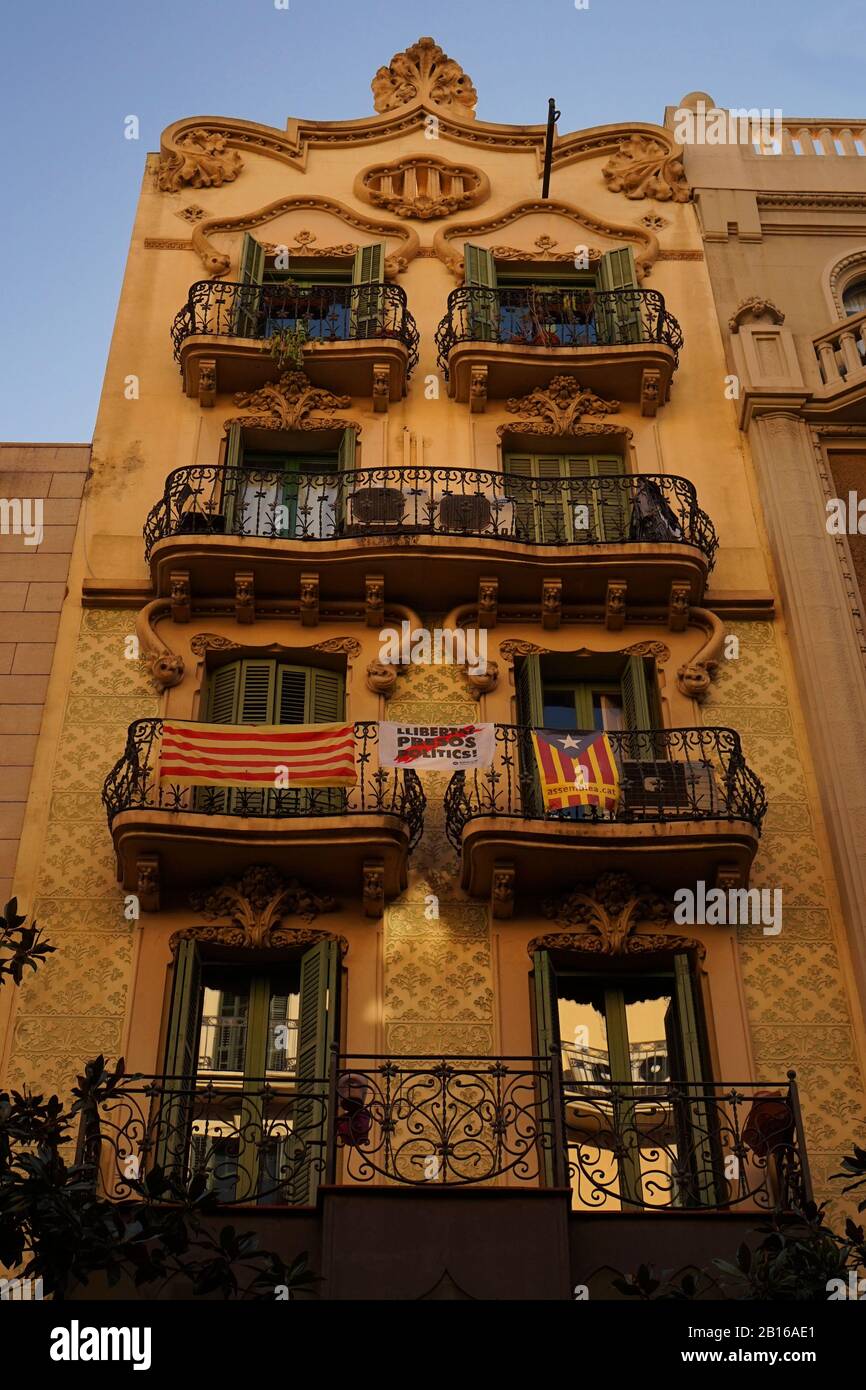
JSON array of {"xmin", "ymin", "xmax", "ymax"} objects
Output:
[
  {"xmin": 543, "ymin": 689, "xmax": 578, "ymax": 729},
  {"xmin": 198, "ymin": 972, "xmax": 250, "ymax": 1075},
  {"xmin": 266, "ymin": 986, "xmax": 300, "ymax": 1074},
  {"xmin": 593, "ymin": 691, "xmax": 623, "ymax": 732}
]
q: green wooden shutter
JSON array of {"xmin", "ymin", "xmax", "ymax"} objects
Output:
[
  {"xmin": 503, "ymin": 454, "xmax": 536, "ymax": 541},
  {"xmin": 195, "ymin": 663, "xmax": 242, "ymax": 812},
  {"xmin": 531, "ymin": 950, "xmax": 560, "ymax": 1187},
  {"xmin": 221, "ymin": 423, "xmax": 244, "ymax": 531},
  {"xmin": 597, "ymin": 246, "xmax": 642, "ymax": 345},
  {"xmin": 621, "ymin": 656, "xmax": 654, "ymax": 732},
  {"xmin": 516, "ymin": 654, "xmax": 544, "ymax": 816},
  {"xmin": 591, "ymin": 454, "xmax": 628, "ymax": 542},
  {"xmin": 672, "ymin": 954, "xmax": 720, "ymax": 1207},
  {"xmin": 235, "ymin": 973, "xmax": 272, "ymax": 1200},
  {"xmin": 310, "ymin": 668, "xmax": 345, "ymax": 722},
  {"xmin": 234, "ymin": 661, "xmax": 278, "ymax": 814},
  {"xmin": 464, "ymin": 242, "xmax": 497, "ymax": 341},
  {"xmin": 156, "ymin": 939, "xmax": 202, "ymax": 1178},
  {"xmin": 572, "ymin": 683, "xmax": 594, "ymax": 729},
  {"xmin": 233, "ymin": 233, "xmax": 265, "ymax": 337},
  {"xmin": 605, "ymin": 987, "xmax": 644, "ymax": 1206},
  {"xmin": 276, "ymin": 665, "xmax": 310, "ymax": 725},
  {"xmin": 290, "ymin": 939, "xmax": 341, "ymax": 1205},
  {"xmin": 351, "ymin": 242, "xmax": 385, "ymax": 338},
  {"xmin": 337, "ymin": 427, "xmax": 356, "ymax": 472}
]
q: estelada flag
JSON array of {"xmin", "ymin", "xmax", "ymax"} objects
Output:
[
  {"xmin": 157, "ymin": 720, "xmax": 356, "ymax": 789},
  {"xmin": 530, "ymin": 729, "xmax": 620, "ymax": 813}
]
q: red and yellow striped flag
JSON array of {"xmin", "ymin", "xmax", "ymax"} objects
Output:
[
  {"xmin": 157, "ymin": 721, "xmax": 356, "ymax": 789},
  {"xmin": 530, "ymin": 730, "xmax": 620, "ymax": 812}
]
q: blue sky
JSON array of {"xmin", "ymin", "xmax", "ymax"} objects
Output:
[{"xmin": 1, "ymin": 0, "xmax": 862, "ymax": 441}]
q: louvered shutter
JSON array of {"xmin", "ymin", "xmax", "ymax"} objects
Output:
[
  {"xmin": 671, "ymin": 955, "xmax": 720, "ymax": 1206},
  {"xmin": 233, "ymin": 661, "xmax": 278, "ymax": 815},
  {"xmin": 276, "ymin": 665, "xmax": 310, "ymax": 724},
  {"xmin": 578, "ymin": 454, "xmax": 627, "ymax": 542},
  {"xmin": 351, "ymin": 242, "xmax": 386, "ymax": 338},
  {"xmin": 221, "ymin": 422, "xmax": 245, "ymax": 533},
  {"xmin": 194, "ymin": 663, "xmax": 242, "ymax": 812},
  {"xmin": 597, "ymin": 246, "xmax": 642, "ymax": 345},
  {"xmin": 155, "ymin": 939, "xmax": 202, "ymax": 1178},
  {"xmin": 233, "ymin": 233, "xmax": 265, "ymax": 337},
  {"xmin": 516, "ymin": 654, "xmax": 544, "ymax": 816},
  {"xmin": 621, "ymin": 654, "xmax": 657, "ymax": 766},
  {"xmin": 311, "ymin": 668, "xmax": 345, "ymax": 722},
  {"xmin": 561, "ymin": 455, "xmax": 595, "ymax": 543},
  {"xmin": 290, "ymin": 939, "xmax": 341, "ymax": 1205},
  {"xmin": 604, "ymin": 987, "xmax": 644, "ymax": 1204},
  {"xmin": 503, "ymin": 454, "xmax": 536, "ymax": 542},
  {"xmin": 464, "ymin": 242, "xmax": 497, "ymax": 341},
  {"xmin": 531, "ymin": 950, "xmax": 561, "ymax": 1187}
]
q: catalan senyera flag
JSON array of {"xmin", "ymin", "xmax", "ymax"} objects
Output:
[
  {"xmin": 530, "ymin": 729, "xmax": 621, "ymax": 813},
  {"xmin": 157, "ymin": 720, "xmax": 356, "ymax": 790}
]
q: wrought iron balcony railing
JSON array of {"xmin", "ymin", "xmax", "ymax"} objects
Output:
[
  {"xmin": 434, "ymin": 284, "xmax": 683, "ymax": 377},
  {"xmin": 444, "ymin": 725, "xmax": 767, "ymax": 848},
  {"xmin": 143, "ymin": 465, "xmax": 717, "ymax": 567},
  {"xmin": 102, "ymin": 719, "xmax": 426, "ymax": 849},
  {"xmin": 171, "ymin": 280, "xmax": 420, "ymax": 376},
  {"xmin": 76, "ymin": 1056, "xmax": 809, "ymax": 1214}
]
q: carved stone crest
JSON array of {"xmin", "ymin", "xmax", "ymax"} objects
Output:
[
  {"xmin": 540, "ymin": 872, "xmax": 670, "ymax": 954},
  {"xmin": 157, "ymin": 128, "xmax": 243, "ymax": 193},
  {"xmin": 371, "ymin": 37, "xmax": 477, "ymax": 117},
  {"xmin": 728, "ymin": 297, "xmax": 786, "ymax": 333},
  {"xmin": 601, "ymin": 134, "xmax": 690, "ymax": 203},
  {"xmin": 225, "ymin": 371, "xmax": 356, "ymax": 433},
  {"xmin": 182, "ymin": 865, "xmax": 340, "ymax": 952},
  {"xmin": 498, "ymin": 375, "xmax": 629, "ymax": 440}
]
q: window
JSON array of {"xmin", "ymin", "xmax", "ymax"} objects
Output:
[
  {"xmin": 233, "ymin": 233, "xmax": 386, "ymax": 341},
  {"xmin": 533, "ymin": 949, "xmax": 720, "ymax": 1207},
  {"xmin": 159, "ymin": 937, "xmax": 340, "ymax": 1206},
  {"xmin": 463, "ymin": 243, "xmax": 643, "ymax": 346},
  {"xmin": 198, "ymin": 657, "xmax": 345, "ymax": 815},
  {"xmin": 503, "ymin": 453, "xmax": 627, "ymax": 544},
  {"xmin": 223, "ymin": 422, "xmax": 355, "ymax": 540},
  {"xmin": 842, "ymin": 277, "xmax": 866, "ymax": 317}
]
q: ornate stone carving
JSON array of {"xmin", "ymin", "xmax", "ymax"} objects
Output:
[
  {"xmin": 528, "ymin": 930, "xmax": 704, "ymax": 959},
  {"xmin": 542, "ymin": 579, "xmax": 562, "ymax": 630},
  {"xmin": 499, "ymin": 375, "xmax": 624, "ymax": 440},
  {"xmin": 539, "ymin": 872, "xmax": 671, "ymax": 954},
  {"xmin": 190, "ymin": 195, "xmax": 419, "ymax": 280},
  {"xmin": 469, "ymin": 365, "xmax": 488, "ymax": 414},
  {"xmin": 365, "ymin": 575, "xmax": 385, "ymax": 627},
  {"xmin": 366, "ymin": 660, "xmax": 398, "ymax": 696},
  {"xmin": 299, "ymin": 573, "xmax": 319, "ymax": 627},
  {"xmin": 478, "ymin": 577, "xmax": 498, "ymax": 629},
  {"xmin": 491, "ymin": 864, "xmax": 515, "ymax": 920},
  {"xmin": 226, "ymin": 371, "xmax": 354, "ymax": 433},
  {"xmin": 261, "ymin": 229, "xmax": 356, "ymax": 258},
  {"xmin": 669, "ymin": 581, "xmax": 691, "ymax": 632},
  {"xmin": 311, "ymin": 637, "xmax": 362, "ymax": 657},
  {"xmin": 186, "ymin": 865, "xmax": 338, "ymax": 949},
  {"xmin": 150, "ymin": 652, "xmax": 185, "ymax": 692},
  {"xmin": 490, "ymin": 234, "xmax": 602, "ymax": 263},
  {"xmin": 499, "ymin": 639, "xmax": 548, "ymax": 659},
  {"xmin": 606, "ymin": 580, "xmax": 627, "ymax": 632},
  {"xmin": 372, "ymin": 364, "xmax": 390, "ymax": 413},
  {"xmin": 169, "ymin": 571, "xmax": 191, "ymax": 624},
  {"xmin": 198, "ymin": 358, "xmax": 216, "ymax": 408},
  {"xmin": 234, "ymin": 571, "xmax": 255, "ymax": 625},
  {"xmin": 464, "ymin": 660, "xmax": 498, "ymax": 696},
  {"xmin": 624, "ymin": 641, "xmax": 671, "ymax": 661},
  {"xmin": 499, "ymin": 638, "xmax": 670, "ymax": 663},
  {"xmin": 641, "ymin": 367, "xmax": 661, "ymax": 418},
  {"xmin": 435, "ymin": 200, "xmax": 658, "ymax": 281},
  {"xmin": 176, "ymin": 203, "xmax": 207, "ymax": 223},
  {"xmin": 363, "ymin": 860, "xmax": 385, "ymax": 918},
  {"xmin": 190, "ymin": 633, "xmax": 241, "ymax": 657},
  {"xmin": 371, "ymin": 37, "xmax": 477, "ymax": 118},
  {"xmin": 356, "ymin": 154, "xmax": 488, "ymax": 219},
  {"xmin": 638, "ymin": 212, "xmax": 668, "ymax": 230},
  {"xmin": 728, "ymin": 297, "xmax": 785, "ymax": 333},
  {"xmin": 137, "ymin": 855, "xmax": 160, "ymax": 913},
  {"xmin": 157, "ymin": 128, "xmax": 243, "ymax": 193},
  {"xmin": 601, "ymin": 134, "xmax": 690, "ymax": 203},
  {"xmin": 676, "ymin": 660, "xmax": 719, "ymax": 700}
]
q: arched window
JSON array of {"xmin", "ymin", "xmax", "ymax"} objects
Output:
[{"xmin": 842, "ymin": 277, "xmax": 866, "ymax": 317}]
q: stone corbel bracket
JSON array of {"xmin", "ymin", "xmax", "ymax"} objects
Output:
[
  {"xmin": 136, "ymin": 598, "xmax": 186, "ymax": 692},
  {"xmin": 676, "ymin": 607, "xmax": 725, "ymax": 700}
]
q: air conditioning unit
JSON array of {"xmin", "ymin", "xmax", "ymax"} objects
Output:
[
  {"xmin": 348, "ymin": 486, "xmax": 408, "ymax": 529},
  {"xmin": 438, "ymin": 492, "xmax": 493, "ymax": 534},
  {"xmin": 620, "ymin": 760, "xmax": 720, "ymax": 817}
]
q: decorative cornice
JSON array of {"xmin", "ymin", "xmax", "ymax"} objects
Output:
[
  {"xmin": 528, "ymin": 930, "xmax": 705, "ymax": 958},
  {"xmin": 261, "ymin": 228, "xmax": 357, "ymax": 258},
  {"xmin": 224, "ymin": 370, "xmax": 359, "ymax": 434},
  {"xmin": 190, "ymin": 633, "xmax": 362, "ymax": 659},
  {"xmin": 499, "ymin": 638, "xmax": 670, "ymax": 661},
  {"xmin": 190, "ymin": 194, "xmax": 421, "ymax": 279},
  {"xmin": 601, "ymin": 134, "xmax": 690, "ymax": 203},
  {"xmin": 372, "ymin": 37, "xmax": 477, "ymax": 117},
  {"xmin": 531, "ymin": 871, "xmax": 702, "ymax": 957},
  {"xmin": 489, "ymin": 234, "xmax": 602, "ymax": 263},
  {"xmin": 756, "ymin": 191, "xmax": 866, "ymax": 212},
  {"xmin": 433, "ymin": 200, "xmax": 658, "ymax": 280}
]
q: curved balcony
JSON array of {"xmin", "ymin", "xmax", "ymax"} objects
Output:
[
  {"xmin": 103, "ymin": 719, "xmax": 425, "ymax": 906},
  {"xmin": 171, "ymin": 280, "xmax": 419, "ymax": 401},
  {"xmin": 144, "ymin": 465, "xmax": 717, "ymax": 607},
  {"xmin": 435, "ymin": 285, "xmax": 682, "ymax": 407},
  {"xmin": 444, "ymin": 725, "xmax": 766, "ymax": 897}
]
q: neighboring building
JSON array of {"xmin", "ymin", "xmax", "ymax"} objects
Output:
[
  {"xmin": 0, "ymin": 443, "xmax": 89, "ymax": 905},
  {"xmin": 670, "ymin": 96, "xmax": 866, "ymax": 1026},
  {"xmin": 2, "ymin": 41, "xmax": 865, "ymax": 1300}
]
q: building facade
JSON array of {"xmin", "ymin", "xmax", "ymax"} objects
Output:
[{"xmin": 2, "ymin": 41, "xmax": 865, "ymax": 1300}]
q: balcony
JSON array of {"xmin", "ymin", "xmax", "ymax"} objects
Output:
[
  {"xmin": 79, "ymin": 1055, "xmax": 809, "ymax": 1216},
  {"xmin": 444, "ymin": 725, "xmax": 766, "ymax": 897},
  {"xmin": 812, "ymin": 308, "xmax": 866, "ymax": 414},
  {"xmin": 435, "ymin": 285, "xmax": 682, "ymax": 406},
  {"xmin": 171, "ymin": 280, "xmax": 420, "ymax": 401},
  {"xmin": 143, "ymin": 465, "xmax": 717, "ymax": 607},
  {"xmin": 102, "ymin": 719, "xmax": 425, "ymax": 905}
]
